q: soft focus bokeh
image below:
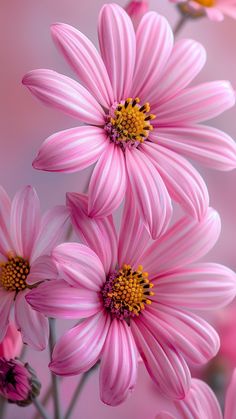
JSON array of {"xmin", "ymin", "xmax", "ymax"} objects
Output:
[{"xmin": 1, "ymin": 0, "xmax": 236, "ymax": 417}]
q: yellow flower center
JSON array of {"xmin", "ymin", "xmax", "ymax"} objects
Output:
[
  {"xmin": 102, "ymin": 264, "xmax": 154, "ymax": 320},
  {"xmin": 0, "ymin": 255, "xmax": 30, "ymax": 292},
  {"xmin": 195, "ymin": 0, "xmax": 215, "ymax": 6},
  {"xmin": 105, "ymin": 98, "xmax": 156, "ymax": 148}
]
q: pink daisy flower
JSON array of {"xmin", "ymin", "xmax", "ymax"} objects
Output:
[
  {"xmin": 0, "ymin": 185, "xmax": 69, "ymax": 350},
  {"xmin": 27, "ymin": 192, "xmax": 236, "ymax": 405},
  {"xmin": 22, "ymin": 4, "xmax": 236, "ymax": 239},
  {"xmin": 171, "ymin": 0, "xmax": 236, "ymax": 21},
  {"xmin": 156, "ymin": 369, "xmax": 236, "ymax": 419}
]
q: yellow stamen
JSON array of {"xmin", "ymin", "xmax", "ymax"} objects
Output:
[{"xmin": 0, "ymin": 256, "xmax": 30, "ymax": 292}]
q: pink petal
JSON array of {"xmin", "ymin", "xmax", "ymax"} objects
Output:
[
  {"xmin": 218, "ymin": 4, "xmax": 236, "ymax": 19},
  {"xmin": 205, "ymin": 6, "xmax": 224, "ymax": 20},
  {"xmin": 152, "ymin": 125, "xmax": 236, "ymax": 171},
  {"xmin": 50, "ymin": 311, "xmax": 110, "ymax": 375},
  {"xmin": 98, "ymin": 3, "xmax": 136, "ymax": 102},
  {"xmin": 141, "ymin": 207, "xmax": 221, "ymax": 278},
  {"xmin": 126, "ymin": 148, "xmax": 172, "ymax": 239},
  {"xmin": 26, "ymin": 279, "xmax": 101, "ymax": 319},
  {"xmin": 0, "ymin": 288, "xmax": 14, "ymax": 341},
  {"xmin": 14, "ymin": 290, "xmax": 49, "ymax": 350},
  {"xmin": 27, "ymin": 255, "xmax": 58, "ymax": 285},
  {"xmin": 100, "ymin": 319, "xmax": 137, "ymax": 406},
  {"xmin": 33, "ymin": 126, "xmax": 107, "ymax": 173},
  {"xmin": 51, "ymin": 23, "xmax": 114, "ymax": 108},
  {"xmin": 156, "ymin": 81, "xmax": 235, "ymax": 126},
  {"xmin": 22, "ymin": 69, "xmax": 105, "ymax": 125},
  {"xmin": 131, "ymin": 12, "xmax": 173, "ymax": 100},
  {"xmin": 118, "ymin": 183, "xmax": 150, "ymax": 267},
  {"xmin": 145, "ymin": 303, "xmax": 220, "ymax": 365},
  {"xmin": 155, "ymin": 263, "xmax": 236, "ymax": 310},
  {"xmin": 52, "ymin": 242, "xmax": 105, "ymax": 291},
  {"xmin": 131, "ymin": 317, "xmax": 191, "ymax": 399},
  {"xmin": 225, "ymin": 369, "xmax": 236, "ymax": 419},
  {"xmin": 66, "ymin": 193, "xmax": 117, "ymax": 275},
  {"xmin": 31, "ymin": 205, "xmax": 69, "ymax": 262},
  {"xmin": 150, "ymin": 39, "xmax": 206, "ymax": 107},
  {"xmin": 0, "ymin": 186, "xmax": 12, "ymax": 258},
  {"xmin": 143, "ymin": 142, "xmax": 209, "ymax": 220},
  {"xmin": 88, "ymin": 142, "xmax": 127, "ymax": 217},
  {"xmin": 156, "ymin": 413, "xmax": 175, "ymax": 419},
  {"xmin": 10, "ymin": 186, "xmax": 40, "ymax": 260}
]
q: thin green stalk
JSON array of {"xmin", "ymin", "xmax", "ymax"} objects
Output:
[
  {"xmin": 0, "ymin": 396, "xmax": 6, "ymax": 419},
  {"xmin": 49, "ymin": 319, "xmax": 62, "ymax": 419},
  {"xmin": 33, "ymin": 397, "xmax": 51, "ymax": 419},
  {"xmin": 173, "ymin": 14, "xmax": 189, "ymax": 35},
  {"xmin": 33, "ymin": 384, "xmax": 53, "ymax": 419}
]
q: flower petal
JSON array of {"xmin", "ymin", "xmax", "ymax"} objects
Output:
[
  {"xmin": 143, "ymin": 142, "xmax": 209, "ymax": 220},
  {"xmin": 131, "ymin": 317, "xmax": 191, "ymax": 399},
  {"xmin": 31, "ymin": 206, "xmax": 69, "ymax": 262},
  {"xmin": 98, "ymin": 3, "xmax": 136, "ymax": 102},
  {"xmin": 152, "ymin": 125, "xmax": 236, "ymax": 171},
  {"xmin": 0, "ymin": 288, "xmax": 14, "ymax": 341},
  {"xmin": 27, "ymin": 255, "xmax": 58, "ymax": 285},
  {"xmin": 0, "ymin": 186, "xmax": 12, "ymax": 258},
  {"xmin": 50, "ymin": 311, "xmax": 110, "ymax": 375},
  {"xmin": 10, "ymin": 186, "xmax": 40, "ymax": 260},
  {"xmin": 141, "ymin": 207, "xmax": 221, "ymax": 277},
  {"xmin": 26, "ymin": 279, "xmax": 101, "ymax": 319},
  {"xmin": 52, "ymin": 243, "xmax": 105, "ymax": 291},
  {"xmin": 22, "ymin": 69, "xmax": 105, "ymax": 125},
  {"xmin": 66, "ymin": 193, "xmax": 117, "ymax": 275},
  {"xmin": 88, "ymin": 142, "xmax": 127, "ymax": 217},
  {"xmin": 51, "ymin": 22, "xmax": 114, "ymax": 108},
  {"xmin": 14, "ymin": 290, "xmax": 49, "ymax": 350},
  {"xmin": 156, "ymin": 413, "xmax": 175, "ymax": 419},
  {"xmin": 100, "ymin": 319, "xmax": 137, "ymax": 406},
  {"xmin": 150, "ymin": 39, "xmax": 206, "ymax": 106},
  {"xmin": 131, "ymin": 12, "xmax": 173, "ymax": 100},
  {"xmin": 118, "ymin": 183, "xmax": 150, "ymax": 267},
  {"xmin": 145, "ymin": 303, "xmax": 220, "ymax": 365},
  {"xmin": 225, "ymin": 369, "xmax": 236, "ymax": 419},
  {"xmin": 126, "ymin": 148, "xmax": 172, "ymax": 240},
  {"xmin": 156, "ymin": 81, "xmax": 235, "ymax": 126},
  {"xmin": 155, "ymin": 263, "xmax": 236, "ymax": 310},
  {"xmin": 33, "ymin": 126, "xmax": 107, "ymax": 173}
]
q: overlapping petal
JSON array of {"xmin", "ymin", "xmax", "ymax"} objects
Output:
[
  {"xmin": 225, "ymin": 370, "xmax": 236, "ymax": 419},
  {"xmin": 27, "ymin": 255, "xmax": 58, "ymax": 285},
  {"xmin": 0, "ymin": 289, "xmax": 15, "ymax": 341}
]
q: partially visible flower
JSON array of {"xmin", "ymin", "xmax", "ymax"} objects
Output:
[
  {"xmin": 0, "ymin": 357, "xmax": 40, "ymax": 406},
  {"xmin": 0, "ymin": 324, "xmax": 22, "ymax": 359},
  {"xmin": 156, "ymin": 368, "xmax": 236, "ymax": 418},
  {"xmin": 217, "ymin": 304, "xmax": 236, "ymax": 366},
  {"xmin": 171, "ymin": 0, "xmax": 236, "ymax": 21},
  {"xmin": 23, "ymin": 4, "xmax": 236, "ymax": 239},
  {"xmin": 26, "ymin": 192, "xmax": 236, "ymax": 405},
  {"xmin": 125, "ymin": 0, "xmax": 149, "ymax": 29},
  {"xmin": 0, "ymin": 185, "xmax": 69, "ymax": 350}
]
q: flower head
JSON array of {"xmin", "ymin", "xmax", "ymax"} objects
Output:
[
  {"xmin": 22, "ymin": 4, "xmax": 236, "ymax": 239},
  {"xmin": 171, "ymin": 0, "xmax": 236, "ymax": 21},
  {"xmin": 0, "ymin": 357, "xmax": 40, "ymax": 406},
  {"xmin": 26, "ymin": 192, "xmax": 236, "ymax": 405},
  {"xmin": 0, "ymin": 185, "xmax": 69, "ymax": 350},
  {"xmin": 0, "ymin": 324, "xmax": 22, "ymax": 359}
]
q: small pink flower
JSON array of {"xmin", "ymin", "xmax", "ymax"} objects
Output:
[
  {"xmin": 23, "ymin": 4, "xmax": 236, "ymax": 239},
  {"xmin": 27, "ymin": 192, "xmax": 236, "ymax": 405},
  {"xmin": 0, "ymin": 185, "xmax": 69, "ymax": 350},
  {"xmin": 157, "ymin": 369, "xmax": 236, "ymax": 418},
  {"xmin": 171, "ymin": 0, "xmax": 236, "ymax": 21},
  {"xmin": 125, "ymin": 0, "xmax": 149, "ymax": 29},
  {"xmin": 0, "ymin": 357, "xmax": 40, "ymax": 406},
  {"xmin": 0, "ymin": 324, "xmax": 22, "ymax": 359}
]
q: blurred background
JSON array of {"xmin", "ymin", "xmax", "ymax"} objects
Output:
[{"xmin": 0, "ymin": 0, "xmax": 236, "ymax": 417}]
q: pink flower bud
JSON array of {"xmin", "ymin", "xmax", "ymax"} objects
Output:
[
  {"xmin": 125, "ymin": 0, "xmax": 149, "ymax": 29},
  {"xmin": 0, "ymin": 324, "xmax": 23, "ymax": 360}
]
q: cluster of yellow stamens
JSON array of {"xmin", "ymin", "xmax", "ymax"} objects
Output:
[
  {"xmin": 179, "ymin": 0, "xmax": 215, "ymax": 17},
  {"xmin": 195, "ymin": 0, "xmax": 215, "ymax": 6},
  {"xmin": 102, "ymin": 264, "xmax": 154, "ymax": 320},
  {"xmin": 106, "ymin": 98, "xmax": 156, "ymax": 148},
  {"xmin": 0, "ymin": 255, "xmax": 30, "ymax": 292}
]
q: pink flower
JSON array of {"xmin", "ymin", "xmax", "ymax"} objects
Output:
[
  {"xmin": 125, "ymin": 0, "xmax": 149, "ymax": 29},
  {"xmin": 22, "ymin": 4, "xmax": 236, "ymax": 239},
  {"xmin": 157, "ymin": 369, "xmax": 236, "ymax": 418},
  {"xmin": 217, "ymin": 304, "xmax": 236, "ymax": 366},
  {"xmin": 0, "ymin": 324, "xmax": 22, "ymax": 359},
  {"xmin": 0, "ymin": 357, "xmax": 40, "ymax": 406},
  {"xmin": 171, "ymin": 0, "xmax": 236, "ymax": 21},
  {"xmin": 0, "ymin": 185, "xmax": 69, "ymax": 350},
  {"xmin": 26, "ymin": 192, "xmax": 236, "ymax": 405}
]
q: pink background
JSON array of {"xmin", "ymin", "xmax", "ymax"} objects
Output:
[{"xmin": 1, "ymin": 0, "xmax": 236, "ymax": 417}]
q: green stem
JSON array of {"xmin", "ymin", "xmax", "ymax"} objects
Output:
[
  {"xmin": 49, "ymin": 319, "xmax": 62, "ymax": 419},
  {"xmin": 0, "ymin": 396, "xmax": 6, "ymax": 419},
  {"xmin": 33, "ymin": 385, "xmax": 53, "ymax": 419},
  {"xmin": 173, "ymin": 14, "xmax": 189, "ymax": 35},
  {"xmin": 33, "ymin": 397, "xmax": 51, "ymax": 419}
]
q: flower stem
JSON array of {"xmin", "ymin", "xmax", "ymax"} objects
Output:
[
  {"xmin": 173, "ymin": 14, "xmax": 189, "ymax": 35},
  {"xmin": 49, "ymin": 319, "xmax": 62, "ymax": 419},
  {"xmin": 33, "ymin": 397, "xmax": 51, "ymax": 419},
  {"xmin": 0, "ymin": 396, "xmax": 6, "ymax": 419},
  {"xmin": 64, "ymin": 365, "xmax": 98, "ymax": 419},
  {"xmin": 33, "ymin": 384, "xmax": 53, "ymax": 419}
]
